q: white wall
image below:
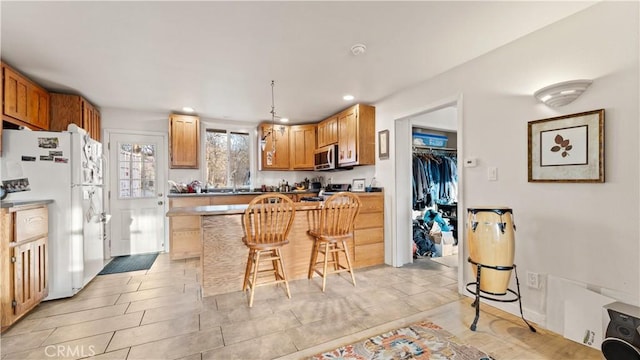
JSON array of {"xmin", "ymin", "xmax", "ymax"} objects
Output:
[{"xmin": 373, "ymin": 1, "xmax": 639, "ymax": 327}]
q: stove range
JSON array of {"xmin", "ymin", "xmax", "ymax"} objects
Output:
[
  {"xmin": 324, "ymin": 183, "xmax": 351, "ymax": 192},
  {"xmin": 299, "ymin": 196, "xmax": 324, "ymax": 202}
]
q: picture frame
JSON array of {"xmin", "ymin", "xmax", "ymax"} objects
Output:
[
  {"xmin": 352, "ymin": 178, "xmax": 366, "ymax": 192},
  {"xmin": 528, "ymin": 109, "xmax": 604, "ymax": 183},
  {"xmin": 378, "ymin": 129, "xmax": 389, "ymax": 160}
]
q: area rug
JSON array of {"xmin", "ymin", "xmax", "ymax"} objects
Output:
[
  {"xmin": 98, "ymin": 253, "xmax": 159, "ymax": 275},
  {"xmin": 310, "ymin": 320, "xmax": 493, "ymax": 360}
]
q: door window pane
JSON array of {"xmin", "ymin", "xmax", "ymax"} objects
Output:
[{"xmin": 118, "ymin": 143, "xmax": 156, "ymax": 199}]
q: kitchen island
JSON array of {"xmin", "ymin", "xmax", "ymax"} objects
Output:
[
  {"xmin": 166, "ymin": 192, "xmax": 384, "ymax": 297},
  {"xmin": 167, "ymin": 190, "xmax": 319, "ymax": 260}
]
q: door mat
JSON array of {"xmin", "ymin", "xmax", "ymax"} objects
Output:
[
  {"xmin": 98, "ymin": 253, "xmax": 159, "ymax": 275},
  {"xmin": 310, "ymin": 320, "xmax": 494, "ymax": 360}
]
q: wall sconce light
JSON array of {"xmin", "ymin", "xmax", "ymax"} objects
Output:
[{"xmin": 534, "ymin": 79, "xmax": 592, "ymax": 107}]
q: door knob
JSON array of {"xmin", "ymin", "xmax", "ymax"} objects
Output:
[
  {"xmin": 158, "ymin": 201, "xmax": 163, "ymax": 205},
  {"xmin": 158, "ymin": 193, "xmax": 163, "ymax": 197}
]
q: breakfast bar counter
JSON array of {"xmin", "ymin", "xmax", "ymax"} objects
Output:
[{"xmin": 166, "ymin": 193, "xmax": 385, "ymax": 297}]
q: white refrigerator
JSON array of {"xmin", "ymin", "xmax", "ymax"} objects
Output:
[{"xmin": 1, "ymin": 125, "xmax": 105, "ymax": 300}]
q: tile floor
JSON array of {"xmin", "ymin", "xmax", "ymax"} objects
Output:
[{"xmin": 0, "ymin": 253, "xmax": 601, "ymax": 359}]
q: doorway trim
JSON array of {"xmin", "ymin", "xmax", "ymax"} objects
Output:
[
  {"xmin": 102, "ymin": 128, "xmax": 169, "ymax": 258},
  {"xmin": 393, "ymin": 94, "xmax": 465, "ymax": 293}
]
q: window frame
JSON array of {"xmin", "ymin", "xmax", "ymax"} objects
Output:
[{"xmin": 201, "ymin": 122, "xmax": 257, "ymax": 190}]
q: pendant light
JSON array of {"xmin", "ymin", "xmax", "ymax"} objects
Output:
[{"xmin": 261, "ymin": 80, "xmax": 279, "ymax": 154}]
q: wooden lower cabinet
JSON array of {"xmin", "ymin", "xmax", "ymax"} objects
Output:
[
  {"xmin": 168, "ymin": 194, "xmax": 263, "ymax": 260},
  {"xmin": 353, "ymin": 193, "xmax": 384, "ymax": 268},
  {"xmin": 1, "ymin": 204, "xmax": 49, "ymax": 332},
  {"xmin": 169, "ymin": 197, "xmax": 209, "ymax": 260}
]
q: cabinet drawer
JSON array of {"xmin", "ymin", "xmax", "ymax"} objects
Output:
[
  {"xmin": 211, "ymin": 195, "xmax": 257, "ymax": 205},
  {"xmin": 15, "ymin": 207, "xmax": 48, "ymax": 241},
  {"xmin": 354, "ymin": 212, "xmax": 383, "ymax": 230},
  {"xmin": 169, "ymin": 197, "xmax": 210, "ymax": 208},
  {"xmin": 171, "ymin": 216, "xmax": 201, "ymax": 230},
  {"xmin": 358, "ymin": 195, "xmax": 383, "ymax": 213},
  {"xmin": 355, "ymin": 243, "xmax": 384, "ymax": 268},
  {"xmin": 354, "ymin": 228, "xmax": 383, "ymax": 246}
]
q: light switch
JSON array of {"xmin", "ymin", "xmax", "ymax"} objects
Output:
[{"xmin": 488, "ymin": 167, "xmax": 498, "ymax": 181}]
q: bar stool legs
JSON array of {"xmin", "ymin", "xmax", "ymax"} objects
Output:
[
  {"xmin": 243, "ymin": 247, "xmax": 291, "ymax": 307},
  {"xmin": 308, "ymin": 239, "xmax": 356, "ymax": 292}
]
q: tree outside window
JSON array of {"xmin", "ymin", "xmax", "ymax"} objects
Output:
[{"xmin": 205, "ymin": 129, "xmax": 250, "ymax": 189}]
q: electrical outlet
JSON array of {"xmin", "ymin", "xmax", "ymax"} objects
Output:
[{"xmin": 527, "ymin": 271, "xmax": 540, "ymax": 289}]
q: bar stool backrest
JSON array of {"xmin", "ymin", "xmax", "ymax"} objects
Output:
[
  {"xmin": 316, "ymin": 192, "xmax": 361, "ymax": 238},
  {"xmin": 242, "ymin": 193, "xmax": 296, "ymax": 247}
]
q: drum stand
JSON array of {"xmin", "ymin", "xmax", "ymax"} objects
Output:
[{"xmin": 465, "ymin": 257, "xmax": 537, "ymax": 333}]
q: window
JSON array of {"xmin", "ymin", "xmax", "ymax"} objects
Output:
[
  {"xmin": 118, "ymin": 143, "xmax": 156, "ymax": 198},
  {"xmin": 205, "ymin": 129, "xmax": 250, "ymax": 189}
]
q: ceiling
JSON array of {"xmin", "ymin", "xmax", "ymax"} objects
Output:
[{"xmin": 1, "ymin": 1, "xmax": 596, "ymax": 125}]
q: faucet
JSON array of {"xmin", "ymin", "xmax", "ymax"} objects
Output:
[{"xmin": 231, "ymin": 170, "xmax": 237, "ymax": 193}]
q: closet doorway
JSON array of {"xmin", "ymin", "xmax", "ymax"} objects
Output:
[{"xmin": 394, "ymin": 97, "xmax": 464, "ymax": 294}]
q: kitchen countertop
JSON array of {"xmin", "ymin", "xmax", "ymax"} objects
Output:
[
  {"xmin": 167, "ymin": 190, "xmax": 318, "ymax": 197},
  {"xmin": 1, "ymin": 199, "xmax": 54, "ymax": 209},
  {"xmin": 166, "ymin": 202, "xmax": 322, "ymax": 216}
]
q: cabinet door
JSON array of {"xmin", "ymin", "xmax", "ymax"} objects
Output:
[
  {"xmin": 27, "ymin": 84, "xmax": 50, "ymax": 130},
  {"xmin": 289, "ymin": 124, "xmax": 316, "ymax": 170},
  {"xmin": 338, "ymin": 107, "xmax": 357, "ymax": 165},
  {"xmin": 90, "ymin": 103, "xmax": 101, "ymax": 141},
  {"xmin": 82, "ymin": 100, "xmax": 101, "ymax": 141},
  {"xmin": 13, "ymin": 241, "xmax": 36, "ymax": 316},
  {"xmin": 170, "ymin": 114, "xmax": 200, "ymax": 169},
  {"xmin": 3, "ymin": 67, "xmax": 29, "ymax": 123},
  {"xmin": 317, "ymin": 116, "xmax": 338, "ymax": 148},
  {"xmin": 33, "ymin": 237, "xmax": 48, "ymax": 302},
  {"xmin": 260, "ymin": 123, "xmax": 290, "ymax": 170}
]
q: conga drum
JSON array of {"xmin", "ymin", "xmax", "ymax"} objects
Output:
[{"xmin": 467, "ymin": 207, "xmax": 515, "ymax": 295}]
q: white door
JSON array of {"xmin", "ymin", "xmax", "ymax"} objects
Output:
[{"xmin": 108, "ymin": 132, "xmax": 166, "ymax": 256}]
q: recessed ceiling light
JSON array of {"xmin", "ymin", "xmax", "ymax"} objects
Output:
[
  {"xmin": 350, "ymin": 43, "xmax": 367, "ymax": 56},
  {"xmin": 343, "ymin": 95, "xmax": 355, "ymax": 101},
  {"xmin": 182, "ymin": 107, "xmax": 194, "ymax": 113},
  {"xmin": 280, "ymin": 118, "xmax": 289, "ymax": 123}
]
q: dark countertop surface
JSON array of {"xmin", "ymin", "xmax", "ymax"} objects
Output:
[
  {"xmin": 168, "ymin": 190, "xmax": 318, "ymax": 197},
  {"xmin": 1, "ymin": 199, "xmax": 54, "ymax": 209}
]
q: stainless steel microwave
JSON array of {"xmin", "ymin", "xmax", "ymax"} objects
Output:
[{"xmin": 314, "ymin": 144, "xmax": 338, "ymax": 171}]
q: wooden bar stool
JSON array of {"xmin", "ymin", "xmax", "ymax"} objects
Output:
[
  {"xmin": 307, "ymin": 192, "xmax": 361, "ymax": 292},
  {"xmin": 242, "ymin": 194, "xmax": 296, "ymax": 307}
]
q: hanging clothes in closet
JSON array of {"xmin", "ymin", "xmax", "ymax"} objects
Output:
[{"xmin": 412, "ymin": 149, "xmax": 458, "ymax": 210}]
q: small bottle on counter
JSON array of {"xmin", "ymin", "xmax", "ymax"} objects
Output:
[{"xmin": 285, "ymin": 181, "xmax": 290, "ymax": 192}]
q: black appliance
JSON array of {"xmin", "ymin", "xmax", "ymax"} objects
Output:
[
  {"xmin": 300, "ymin": 196, "xmax": 323, "ymax": 202},
  {"xmin": 324, "ymin": 183, "xmax": 351, "ymax": 193},
  {"xmin": 602, "ymin": 302, "xmax": 640, "ymax": 360}
]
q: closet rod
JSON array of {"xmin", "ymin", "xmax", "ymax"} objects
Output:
[{"xmin": 413, "ymin": 145, "xmax": 457, "ymax": 152}]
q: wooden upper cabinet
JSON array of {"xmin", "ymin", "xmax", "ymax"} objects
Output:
[
  {"xmin": 82, "ymin": 100, "xmax": 101, "ymax": 142},
  {"xmin": 337, "ymin": 104, "xmax": 375, "ymax": 167},
  {"xmin": 28, "ymin": 85, "xmax": 50, "ymax": 130},
  {"xmin": 169, "ymin": 114, "xmax": 200, "ymax": 169},
  {"xmin": 259, "ymin": 123, "xmax": 290, "ymax": 170},
  {"xmin": 50, "ymin": 93, "xmax": 101, "ymax": 141},
  {"xmin": 289, "ymin": 124, "xmax": 316, "ymax": 170},
  {"xmin": 3, "ymin": 66, "xmax": 29, "ymax": 123},
  {"xmin": 317, "ymin": 115, "xmax": 338, "ymax": 148},
  {"xmin": 2, "ymin": 63, "xmax": 49, "ymax": 130}
]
